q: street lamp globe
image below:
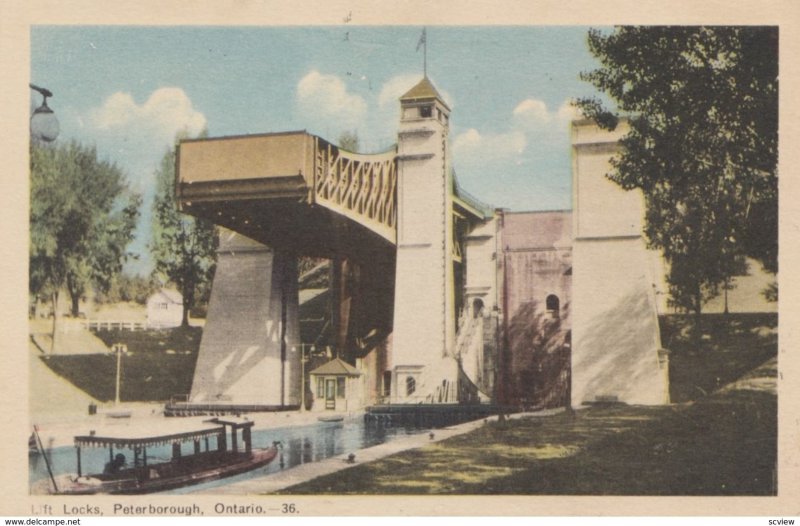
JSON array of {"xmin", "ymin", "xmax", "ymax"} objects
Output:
[{"xmin": 30, "ymin": 84, "xmax": 59, "ymax": 142}]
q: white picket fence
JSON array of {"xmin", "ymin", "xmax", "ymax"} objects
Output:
[{"xmin": 79, "ymin": 319, "xmax": 172, "ymax": 332}]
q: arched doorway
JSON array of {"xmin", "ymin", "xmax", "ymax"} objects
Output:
[
  {"xmin": 472, "ymin": 298, "xmax": 484, "ymax": 318},
  {"xmin": 546, "ymin": 294, "xmax": 560, "ymax": 317}
]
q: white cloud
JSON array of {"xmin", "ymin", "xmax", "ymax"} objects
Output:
[
  {"xmin": 89, "ymin": 87, "xmax": 207, "ymax": 143},
  {"xmin": 452, "ymin": 128, "xmax": 526, "ymax": 161},
  {"xmin": 556, "ymin": 100, "xmax": 583, "ymax": 122},
  {"xmin": 378, "ymin": 74, "xmax": 420, "ymax": 109},
  {"xmin": 76, "ymin": 87, "xmax": 207, "ymax": 276},
  {"xmin": 296, "ymin": 70, "xmax": 367, "ymax": 131},
  {"xmin": 451, "ymin": 96, "xmax": 578, "ymax": 180},
  {"xmin": 513, "ymin": 98, "xmax": 551, "ymax": 127},
  {"xmin": 512, "ymin": 97, "xmax": 584, "ymax": 132}
]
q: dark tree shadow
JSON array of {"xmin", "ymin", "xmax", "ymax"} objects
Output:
[{"xmin": 506, "ymin": 299, "xmax": 571, "ymax": 410}]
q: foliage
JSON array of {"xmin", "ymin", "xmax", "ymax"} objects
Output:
[
  {"xmin": 506, "ymin": 300, "xmax": 570, "ymax": 409},
  {"xmin": 762, "ymin": 282, "xmax": 778, "ymax": 303},
  {"xmin": 30, "ymin": 141, "xmax": 141, "ymax": 321},
  {"xmin": 576, "ymin": 26, "xmax": 778, "ymax": 316},
  {"xmin": 150, "ymin": 136, "xmax": 218, "ymax": 327},
  {"xmin": 338, "ymin": 130, "xmax": 360, "ymax": 152},
  {"xmin": 94, "ymin": 273, "xmax": 160, "ymax": 305}
]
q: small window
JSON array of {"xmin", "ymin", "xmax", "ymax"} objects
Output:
[
  {"xmin": 317, "ymin": 378, "xmax": 324, "ymax": 398},
  {"xmin": 546, "ymin": 294, "xmax": 560, "ymax": 316},
  {"xmin": 382, "ymin": 371, "xmax": 392, "ymax": 397},
  {"xmin": 419, "ymin": 105, "xmax": 433, "ymax": 118},
  {"xmin": 337, "ymin": 377, "xmax": 346, "ymax": 398},
  {"xmin": 406, "ymin": 375, "xmax": 416, "ymax": 396}
]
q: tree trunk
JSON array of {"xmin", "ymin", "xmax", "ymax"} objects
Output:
[
  {"xmin": 693, "ymin": 286, "xmax": 703, "ymax": 346},
  {"xmin": 66, "ymin": 274, "xmax": 82, "ymax": 317},
  {"xmin": 70, "ymin": 293, "xmax": 80, "ymax": 318},
  {"xmin": 182, "ymin": 295, "xmax": 190, "ymax": 327},
  {"xmin": 181, "ymin": 282, "xmax": 193, "ymax": 328},
  {"xmin": 723, "ymin": 279, "xmax": 730, "ymax": 315},
  {"xmin": 50, "ymin": 290, "xmax": 59, "ymax": 354}
]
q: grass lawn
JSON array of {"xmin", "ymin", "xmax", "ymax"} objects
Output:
[
  {"xmin": 281, "ymin": 313, "xmax": 777, "ymax": 496},
  {"xmin": 662, "ymin": 313, "xmax": 777, "ymax": 403},
  {"xmin": 282, "ymin": 377, "xmax": 776, "ymax": 495},
  {"xmin": 39, "ymin": 326, "xmax": 202, "ymax": 402}
]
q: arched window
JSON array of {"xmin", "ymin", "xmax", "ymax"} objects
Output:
[
  {"xmin": 406, "ymin": 376, "xmax": 416, "ymax": 396},
  {"xmin": 546, "ymin": 294, "xmax": 560, "ymax": 316}
]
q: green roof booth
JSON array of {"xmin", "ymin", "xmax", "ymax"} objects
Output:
[{"xmin": 309, "ymin": 358, "xmax": 364, "ymax": 412}]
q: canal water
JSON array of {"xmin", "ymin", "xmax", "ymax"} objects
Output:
[{"xmin": 29, "ymin": 418, "xmax": 426, "ymax": 494}]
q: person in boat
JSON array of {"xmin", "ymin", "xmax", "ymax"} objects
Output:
[{"xmin": 104, "ymin": 453, "xmax": 126, "ymax": 475}]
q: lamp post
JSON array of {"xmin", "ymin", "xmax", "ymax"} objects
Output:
[
  {"xmin": 113, "ymin": 343, "xmax": 128, "ymax": 406},
  {"xmin": 492, "ymin": 305, "xmax": 502, "ymax": 404},
  {"xmin": 30, "ymin": 83, "xmax": 59, "ymax": 142}
]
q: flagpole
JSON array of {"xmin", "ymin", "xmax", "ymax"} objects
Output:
[
  {"xmin": 417, "ymin": 28, "xmax": 427, "ymax": 78},
  {"xmin": 423, "ymin": 28, "xmax": 427, "ymax": 77}
]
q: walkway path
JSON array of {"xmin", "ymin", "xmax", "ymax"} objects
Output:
[{"xmin": 29, "ymin": 341, "xmax": 98, "ymax": 421}]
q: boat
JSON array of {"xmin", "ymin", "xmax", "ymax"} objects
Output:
[
  {"xmin": 103, "ymin": 410, "xmax": 133, "ymax": 419},
  {"xmin": 32, "ymin": 417, "xmax": 278, "ymax": 495},
  {"xmin": 317, "ymin": 415, "xmax": 344, "ymax": 423}
]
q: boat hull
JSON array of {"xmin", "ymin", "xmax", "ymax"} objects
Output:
[{"xmin": 37, "ymin": 447, "xmax": 278, "ymax": 495}]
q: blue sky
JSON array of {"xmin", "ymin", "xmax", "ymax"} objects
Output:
[{"xmin": 31, "ymin": 26, "xmax": 605, "ymax": 275}]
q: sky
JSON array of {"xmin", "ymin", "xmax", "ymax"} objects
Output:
[{"xmin": 31, "ymin": 26, "xmax": 606, "ymax": 275}]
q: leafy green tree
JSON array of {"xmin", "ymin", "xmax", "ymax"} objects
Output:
[
  {"xmin": 30, "ymin": 141, "xmax": 140, "ymax": 347},
  {"xmin": 576, "ymin": 26, "xmax": 778, "ymax": 319},
  {"xmin": 95, "ymin": 273, "xmax": 160, "ymax": 305},
  {"xmin": 150, "ymin": 139, "xmax": 218, "ymax": 327}
]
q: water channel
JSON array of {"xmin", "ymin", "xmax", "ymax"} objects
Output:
[{"xmin": 29, "ymin": 418, "xmax": 427, "ymax": 494}]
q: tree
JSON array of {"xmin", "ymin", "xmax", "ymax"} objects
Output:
[
  {"xmin": 30, "ymin": 141, "xmax": 140, "ymax": 348},
  {"xmin": 94, "ymin": 273, "xmax": 160, "ymax": 305},
  {"xmin": 150, "ymin": 139, "xmax": 218, "ymax": 327},
  {"xmin": 576, "ymin": 26, "xmax": 778, "ymax": 320},
  {"xmin": 338, "ymin": 130, "xmax": 359, "ymax": 152}
]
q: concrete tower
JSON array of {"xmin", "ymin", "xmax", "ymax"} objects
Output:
[
  {"xmin": 570, "ymin": 119, "xmax": 669, "ymax": 405},
  {"xmin": 390, "ymin": 77, "xmax": 460, "ymax": 403},
  {"xmin": 189, "ymin": 230, "xmax": 301, "ymax": 408}
]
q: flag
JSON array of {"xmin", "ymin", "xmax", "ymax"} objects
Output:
[{"xmin": 416, "ymin": 28, "xmax": 426, "ymax": 52}]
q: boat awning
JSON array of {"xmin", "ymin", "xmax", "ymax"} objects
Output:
[
  {"xmin": 74, "ymin": 422, "xmax": 225, "ymax": 449},
  {"xmin": 206, "ymin": 416, "xmax": 255, "ymax": 428}
]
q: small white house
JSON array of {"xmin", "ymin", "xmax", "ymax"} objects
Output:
[
  {"xmin": 309, "ymin": 358, "xmax": 364, "ymax": 412},
  {"xmin": 146, "ymin": 289, "xmax": 184, "ymax": 328}
]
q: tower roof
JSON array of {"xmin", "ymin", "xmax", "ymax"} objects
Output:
[
  {"xmin": 400, "ymin": 77, "xmax": 450, "ymax": 110},
  {"xmin": 309, "ymin": 357, "xmax": 362, "ymax": 376}
]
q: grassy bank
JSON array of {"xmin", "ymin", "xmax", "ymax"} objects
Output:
[
  {"xmin": 282, "ymin": 378, "xmax": 776, "ymax": 495},
  {"xmin": 39, "ymin": 326, "xmax": 202, "ymax": 402},
  {"xmin": 282, "ymin": 313, "xmax": 778, "ymax": 495},
  {"xmin": 661, "ymin": 313, "xmax": 777, "ymax": 403}
]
